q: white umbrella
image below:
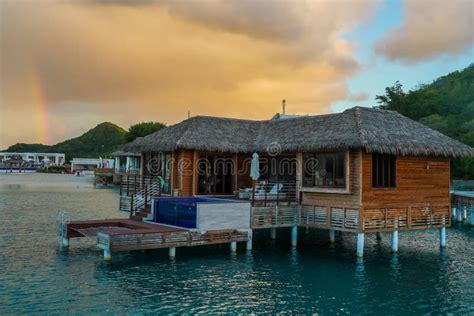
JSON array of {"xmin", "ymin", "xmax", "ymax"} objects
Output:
[
  {"xmin": 99, "ymin": 156, "xmax": 103, "ymax": 168},
  {"xmin": 250, "ymin": 152, "xmax": 260, "ymax": 181}
]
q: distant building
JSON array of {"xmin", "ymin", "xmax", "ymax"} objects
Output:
[
  {"xmin": 70, "ymin": 158, "xmax": 114, "ymax": 173},
  {"xmin": 0, "ymin": 152, "xmax": 65, "ymax": 165}
]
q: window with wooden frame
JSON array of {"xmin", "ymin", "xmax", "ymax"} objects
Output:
[
  {"xmin": 303, "ymin": 152, "xmax": 346, "ymax": 189},
  {"xmin": 372, "ymin": 154, "xmax": 396, "ymax": 188}
]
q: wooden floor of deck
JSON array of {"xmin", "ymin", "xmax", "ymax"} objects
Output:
[{"xmin": 67, "ymin": 218, "xmax": 186, "ymax": 239}]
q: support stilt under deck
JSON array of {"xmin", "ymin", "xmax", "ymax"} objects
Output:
[
  {"xmin": 391, "ymin": 231, "xmax": 399, "ymax": 253},
  {"xmin": 230, "ymin": 242, "xmax": 237, "ymax": 253},
  {"xmin": 440, "ymin": 227, "xmax": 446, "ymax": 248},
  {"xmin": 356, "ymin": 233, "xmax": 364, "ymax": 257},
  {"xmin": 452, "ymin": 207, "xmax": 457, "ymax": 221},
  {"xmin": 291, "ymin": 226, "xmax": 297, "ymax": 247},
  {"xmin": 103, "ymin": 249, "xmax": 111, "ymax": 261},
  {"xmin": 463, "ymin": 207, "xmax": 467, "ymax": 221},
  {"xmin": 169, "ymin": 247, "xmax": 176, "ymax": 258},
  {"xmin": 456, "ymin": 209, "xmax": 463, "ymax": 222},
  {"xmin": 270, "ymin": 228, "xmax": 277, "ymax": 239},
  {"xmin": 246, "ymin": 239, "xmax": 252, "ymax": 251},
  {"xmin": 61, "ymin": 237, "xmax": 69, "ymax": 248},
  {"xmin": 329, "ymin": 229, "xmax": 335, "ymax": 243}
]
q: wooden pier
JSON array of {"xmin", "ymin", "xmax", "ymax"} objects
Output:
[{"xmin": 61, "ymin": 218, "xmax": 250, "ymax": 260}]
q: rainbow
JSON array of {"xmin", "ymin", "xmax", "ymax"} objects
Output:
[{"xmin": 31, "ymin": 70, "xmax": 49, "ymax": 144}]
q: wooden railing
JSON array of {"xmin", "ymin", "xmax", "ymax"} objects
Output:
[
  {"xmin": 252, "ymin": 203, "xmax": 450, "ymax": 232},
  {"xmin": 251, "ymin": 205, "xmax": 299, "ymax": 229},
  {"xmin": 300, "ymin": 205, "xmax": 360, "ymax": 232},
  {"xmin": 119, "ymin": 175, "xmax": 161, "ymax": 214},
  {"xmin": 251, "ymin": 181, "xmax": 298, "ymax": 207},
  {"xmin": 119, "ymin": 175, "xmax": 158, "ymax": 197},
  {"xmin": 361, "ymin": 204, "xmax": 450, "ymax": 232}
]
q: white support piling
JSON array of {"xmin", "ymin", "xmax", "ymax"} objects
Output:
[
  {"xmin": 440, "ymin": 227, "xmax": 446, "ymax": 248},
  {"xmin": 246, "ymin": 239, "xmax": 252, "ymax": 251},
  {"xmin": 391, "ymin": 231, "xmax": 399, "ymax": 253},
  {"xmin": 103, "ymin": 249, "xmax": 112, "ymax": 261},
  {"xmin": 230, "ymin": 242, "xmax": 237, "ymax": 253},
  {"xmin": 356, "ymin": 233, "xmax": 364, "ymax": 257},
  {"xmin": 452, "ymin": 207, "xmax": 457, "ymax": 221},
  {"xmin": 291, "ymin": 226, "xmax": 298, "ymax": 247},
  {"xmin": 270, "ymin": 228, "xmax": 277, "ymax": 239},
  {"xmin": 463, "ymin": 207, "xmax": 467, "ymax": 221},
  {"xmin": 471, "ymin": 212, "xmax": 474, "ymax": 226},
  {"xmin": 329, "ymin": 229, "xmax": 335, "ymax": 243},
  {"xmin": 169, "ymin": 247, "xmax": 176, "ymax": 258},
  {"xmin": 61, "ymin": 237, "xmax": 69, "ymax": 248}
]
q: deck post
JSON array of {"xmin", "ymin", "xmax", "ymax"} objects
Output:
[
  {"xmin": 462, "ymin": 206, "xmax": 467, "ymax": 221},
  {"xmin": 356, "ymin": 233, "xmax": 364, "ymax": 257},
  {"xmin": 329, "ymin": 229, "xmax": 335, "ymax": 243},
  {"xmin": 103, "ymin": 249, "xmax": 112, "ymax": 261},
  {"xmin": 270, "ymin": 228, "xmax": 277, "ymax": 239},
  {"xmin": 169, "ymin": 247, "xmax": 176, "ymax": 258},
  {"xmin": 440, "ymin": 227, "xmax": 446, "ymax": 248},
  {"xmin": 391, "ymin": 231, "xmax": 399, "ymax": 252},
  {"xmin": 291, "ymin": 226, "xmax": 297, "ymax": 247},
  {"xmin": 230, "ymin": 242, "xmax": 237, "ymax": 253},
  {"xmin": 61, "ymin": 237, "xmax": 69, "ymax": 248},
  {"xmin": 451, "ymin": 207, "xmax": 457, "ymax": 221},
  {"xmin": 246, "ymin": 230, "xmax": 253, "ymax": 251}
]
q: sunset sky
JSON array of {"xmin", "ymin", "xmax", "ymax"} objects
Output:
[{"xmin": 0, "ymin": 0, "xmax": 473, "ymax": 149}]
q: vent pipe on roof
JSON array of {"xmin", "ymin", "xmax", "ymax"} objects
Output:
[{"xmin": 282, "ymin": 99, "xmax": 286, "ymax": 114}]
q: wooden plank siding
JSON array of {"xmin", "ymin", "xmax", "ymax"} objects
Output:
[
  {"xmin": 301, "ymin": 150, "xmax": 362, "ymax": 208},
  {"xmin": 360, "ymin": 153, "xmax": 450, "ymax": 207}
]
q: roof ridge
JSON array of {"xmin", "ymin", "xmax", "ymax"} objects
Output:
[{"xmin": 353, "ymin": 106, "xmax": 367, "ymax": 146}]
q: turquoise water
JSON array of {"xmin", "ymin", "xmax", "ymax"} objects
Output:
[{"xmin": 1, "ymin": 184, "xmax": 473, "ymax": 314}]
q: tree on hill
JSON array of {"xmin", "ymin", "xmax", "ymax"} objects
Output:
[
  {"xmin": 375, "ymin": 64, "xmax": 474, "ymax": 179},
  {"xmin": 124, "ymin": 122, "xmax": 166, "ymax": 142}
]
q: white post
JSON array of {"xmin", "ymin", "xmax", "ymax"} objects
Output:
[
  {"xmin": 440, "ymin": 227, "xmax": 446, "ymax": 248},
  {"xmin": 356, "ymin": 233, "xmax": 364, "ymax": 257},
  {"xmin": 270, "ymin": 228, "xmax": 276, "ymax": 239},
  {"xmin": 169, "ymin": 247, "xmax": 176, "ymax": 258},
  {"xmin": 61, "ymin": 237, "xmax": 69, "ymax": 248},
  {"xmin": 291, "ymin": 226, "xmax": 298, "ymax": 247},
  {"xmin": 246, "ymin": 230, "xmax": 253, "ymax": 250},
  {"xmin": 329, "ymin": 229, "xmax": 335, "ymax": 243},
  {"xmin": 104, "ymin": 249, "xmax": 112, "ymax": 261},
  {"xmin": 463, "ymin": 206, "xmax": 467, "ymax": 221},
  {"xmin": 452, "ymin": 207, "xmax": 457, "ymax": 221},
  {"xmin": 471, "ymin": 212, "xmax": 474, "ymax": 226},
  {"xmin": 230, "ymin": 242, "xmax": 237, "ymax": 253},
  {"xmin": 391, "ymin": 231, "xmax": 398, "ymax": 252}
]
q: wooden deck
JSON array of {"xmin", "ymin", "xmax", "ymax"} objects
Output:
[{"xmin": 65, "ymin": 218, "xmax": 250, "ymax": 255}]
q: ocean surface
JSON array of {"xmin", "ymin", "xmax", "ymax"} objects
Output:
[{"xmin": 1, "ymin": 177, "xmax": 473, "ymax": 314}]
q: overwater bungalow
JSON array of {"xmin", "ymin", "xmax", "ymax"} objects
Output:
[{"xmin": 61, "ymin": 106, "xmax": 474, "ymax": 260}]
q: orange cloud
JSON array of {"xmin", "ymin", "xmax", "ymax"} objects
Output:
[
  {"xmin": 375, "ymin": 0, "xmax": 474, "ymax": 63},
  {"xmin": 0, "ymin": 0, "xmax": 379, "ymax": 148}
]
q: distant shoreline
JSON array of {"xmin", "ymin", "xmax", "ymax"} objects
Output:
[{"xmin": 0, "ymin": 172, "xmax": 95, "ymax": 188}]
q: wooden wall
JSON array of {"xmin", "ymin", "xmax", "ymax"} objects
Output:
[
  {"xmin": 171, "ymin": 150, "xmax": 194, "ymax": 196},
  {"xmin": 361, "ymin": 153, "xmax": 450, "ymax": 207},
  {"xmin": 301, "ymin": 150, "xmax": 361, "ymax": 207}
]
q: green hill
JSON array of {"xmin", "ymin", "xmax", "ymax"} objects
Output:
[
  {"xmin": 376, "ymin": 64, "xmax": 474, "ymax": 179},
  {"xmin": 5, "ymin": 122, "xmax": 126, "ymax": 162}
]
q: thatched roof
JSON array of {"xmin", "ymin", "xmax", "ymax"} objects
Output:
[{"xmin": 122, "ymin": 106, "xmax": 474, "ymax": 158}]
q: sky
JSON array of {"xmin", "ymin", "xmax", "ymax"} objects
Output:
[{"xmin": 0, "ymin": 0, "xmax": 473, "ymax": 149}]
